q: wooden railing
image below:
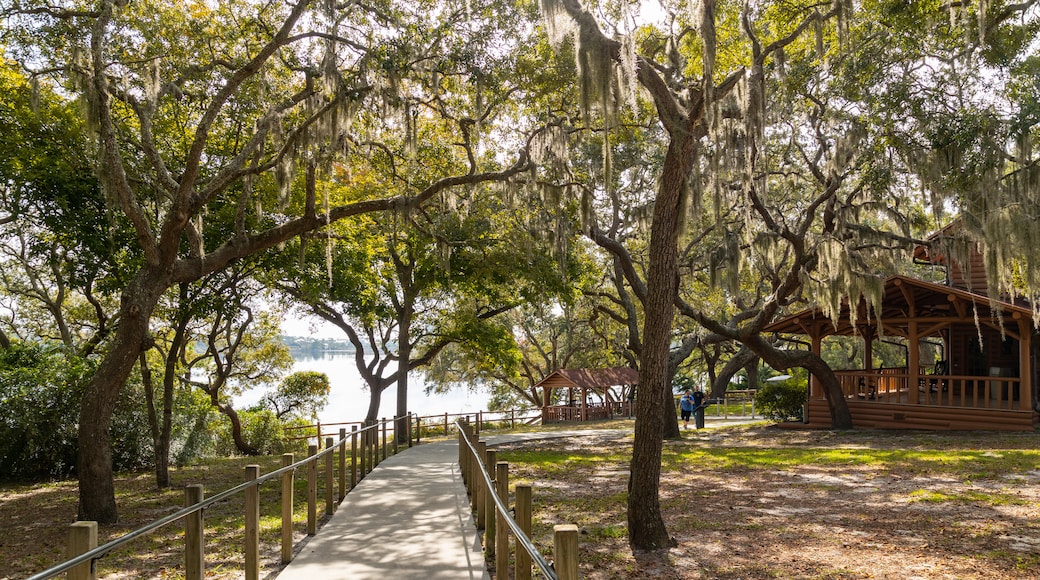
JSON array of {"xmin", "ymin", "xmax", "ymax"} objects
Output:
[
  {"xmin": 284, "ymin": 408, "xmax": 544, "ymax": 445},
  {"xmin": 833, "ymin": 369, "xmax": 1026, "ymax": 410},
  {"xmin": 29, "ymin": 415, "xmax": 412, "ymax": 580},
  {"xmin": 456, "ymin": 419, "xmax": 578, "ymax": 580}
]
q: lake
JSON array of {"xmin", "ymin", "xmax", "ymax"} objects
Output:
[{"xmin": 238, "ymin": 351, "xmax": 489, "ymax": 425}]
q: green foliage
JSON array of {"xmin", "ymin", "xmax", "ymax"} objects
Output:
[
  {"xmin": 0, "ymin": 342, "xmax": 151, "ymax": 478},
  {"xmin": 263, "ymin": 370, "xmax": 331, "ymax": 420},
  {"xmin": 212, "ymin": 409, "xmax": 289, "ymax": 457},
  {"xmin": 753, "ymin": 378, "xmax": 807, "ymax": 423}
]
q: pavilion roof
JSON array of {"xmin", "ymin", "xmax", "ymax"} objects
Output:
[{"xmin": 535, "ymin": 367, "xmax": 639, "ymax": 390}]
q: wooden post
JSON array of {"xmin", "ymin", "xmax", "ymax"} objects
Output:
[
  {"xmin": 307, "ymin": 444, "xmax": 318, "ymax": 536},
  {"xmin": 338, "ymin": 428, "xmax": 347, "ymax": 501},
  {"xmin": 67, "ymin": 521, "xmax": 97, "ymax": 580},
  {"xmin": 515, "ymin": 485, "xmax": 532, "ymax": 580},
  {"xmin": 244, "ymin": 465, "xmax": 260, "ymax": 580},
  {"xmin": 474, "ymin": 441, "xmax": 487, "ymax": 521},
  {"xmin": 325, "ymin": 437, "xmax": 335, "ymax": 516},
  {"xmin": 495, "ymin": 462, "xmax": 509, "ymax": 576},
  {"xmin": 444, "ymin": 412, "xmax": 449, "ymax": 437},
  {"xmin": 359, "ymin": 423, "xmax": 368, "ymax": 476},
  {"xmin": 351, "ymin": 425, "xmax": 358, "ymax": 489},
  {"xmin": 393, "ymin": 416, "xmax": 400, "ymax": 455},
  {"xmin": 184, "ymin": 485, "xmax": 204, "ymax": 580},
  {"xmin": 511, "ymin": 409, "xmax": 516, "ymax": 429},
  {"xmin": 484, "ymin": 449, "xmax": 497, "ymax": 551},
  {"xmin": 553, "ymin": 524, "xmax": 579, "ymax": 580},
  {"xmin": 281, "ymin": 453, "xmax": 294, "ymax": 564},
  {"xmin": 381, "ymin": 417, "xmax": 388, "ymax": 460},
  {"xmin": 457, "ymin": 427, "xmax": 468, "ymax": 489}
]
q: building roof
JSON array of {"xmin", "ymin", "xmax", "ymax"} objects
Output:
[
  {"xmin": 763, "ymin": 275, "xmax": 1033, "ymax": 338},
  {"xmin": 535, "ymin": 367, "xmax": 639, "ymax": 390}
]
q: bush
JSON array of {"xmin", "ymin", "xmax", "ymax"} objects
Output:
[
  {"xmin": 754, "ymin": 379, "xmax": 807, "ymax": 422},
  {"xmin": 212, "ymin": 409, "xmax": 290, "ymax": 457}
]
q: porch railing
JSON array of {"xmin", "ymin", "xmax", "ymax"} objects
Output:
[{"xmin": 833, "ymin": 369, "xmax": 1025, "ymax": 410}]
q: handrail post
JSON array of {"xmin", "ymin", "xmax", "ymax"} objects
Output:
[
  {"xmin": 474, "ymin": 441, "xmax": 487, "ymax": 523},
  {"xmin": 408, "ymin": 411, "xmax": 414, "ymax": 447},
  {"xmin": 280, "ymin": 453, "xmax": 294, "ymax": 564},
  {"xmin": 458, "ymin": 426, "xmax": 469, "ymax": 490},
  {"xmin": 185, "ymin": 485, "xmax": 204, "ymax": 580},
  {"xmin": 381, "ymin": 417, "xmax": 388, "ymax": 460},
  {"xmin": 325, "ymin": 436, "xmax": 335, "ymax": 516},
  {"xmin": 515, "ymin": 485, "xmax": 532, "ymax": 580},
  {"xmin": 360, "ymin": 423, "xmax": 368, "ymax": 477},
  {"xmin": 393, "ymin": 416, "xmax": 400, "ymax": 455},
  {"xmin": 351, "ymin": 425, "xmax": 358, "ymax": 488},
  {"xmin": 67, "ymin": 521, "xmax": 97, "ymax": 580},
  {"xmin": 244, "ymin": 465, "xmax": 260, "ymax": 580},
  {"xmin": 338, "ymin": 428, "xmax": 347, "ymax": 501},
  {"xmin": 553, "ymin": 524, "xmax": 579, "ymax": 580},
  {"xmin": 307, "ymin": 444, "xmax": 318, "ymax": 536},
  {"xmin": 495, "ymin": 461, "xmax": 509, "ymax": 576},
  {"xmin": 484, "ymin": 449, "xmax": 497, "ymax": 552}
]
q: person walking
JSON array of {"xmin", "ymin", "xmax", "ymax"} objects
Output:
[
  {"xmin": 692, "ymin": 387, "xmax": 707, "ymax": 429},
  {"xmin": 679, "ymin": 390, "xmax": 696, "ymax": 430}
]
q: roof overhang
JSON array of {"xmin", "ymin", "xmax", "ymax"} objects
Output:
[{"xmin": 763, "ymin": 275, "xmax": 1033, "ymax": 339}]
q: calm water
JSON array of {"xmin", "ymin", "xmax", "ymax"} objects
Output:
[{"xmin": 239, "ymin": 351, "xmax": 488, "ymax": 425}]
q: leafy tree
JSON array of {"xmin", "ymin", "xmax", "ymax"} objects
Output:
[
  {"xmin": 264, "ymin": 370, "xmax": 331, "ymax": 420},
  {"xmin": 2, "ymin": 0, "xmax": 532, "ymax": 522},
  {"xmin": 535, "ymin": 0, "xmax": 961, "ymax": 549}
]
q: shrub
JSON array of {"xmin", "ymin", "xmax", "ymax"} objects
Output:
[{"xmin": 754, "ymin": 379, "xmax": 807, "ymax": 422}]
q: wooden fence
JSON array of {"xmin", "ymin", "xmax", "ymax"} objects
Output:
[
  {"xmin": 283, "ymin": 408, "xmax": 543, "ymax": 446},
  {"xmin": 28, "ymin": 415, "xmax": 411, "ymax": 580},
  {"xmin": 456, "ymin": 419, "xmax": 578, "ymax": 580}
]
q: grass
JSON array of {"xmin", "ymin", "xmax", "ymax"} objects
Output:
[
  {"xmin": 495, "ymin": 423, "xmax": 1040, "ymax": 579},
  {"xmin": 0, "ymin": 451, "xmax": 357, "ymax": 579}
]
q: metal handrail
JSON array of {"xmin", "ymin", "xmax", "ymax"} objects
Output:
[
  {"xmin": 456, "ymin": 420, "xmax": 558, "ymax": 580},
  {"xmin": 25, "ymin": 415, "xmax": 404, "ymax": 580}
]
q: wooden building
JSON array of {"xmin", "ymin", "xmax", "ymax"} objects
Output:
[
  {"xmin": 765, "ymin": 229, "xmax": 1039, "ymax": 431},
  {"xmin": 537, "ymin": 367, "xmax": 639, "ymax": 423}
]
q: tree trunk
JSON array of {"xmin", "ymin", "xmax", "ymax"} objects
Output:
[
  {"xmin": 78, "ymin": 275, "xmax": 164, "ymax": 523},
  {"xmin": 396, "ymin": 306, "xmax": 413, "ymax": 442},
  {"xmin": 365, "ymin": 379, "xmax": 383, "ymax": 424},
  {"xmin": 628, "ymin": 137, "xmax": 691, "ymax": 550},
  {"xmin": 217, "ymin": 401, "xmax": 260, "ymax": 456},
  {"xmin": 744, "ymin": 335, "xmax": 852, "ymax": 429}
]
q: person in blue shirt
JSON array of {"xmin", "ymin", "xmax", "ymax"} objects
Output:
[{"xmin": 679, "ymin": 390, "xmax": 696, "ymax": 430}]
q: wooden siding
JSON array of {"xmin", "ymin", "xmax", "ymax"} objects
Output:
[
  {"xmin": 947, "ymin": 244, "xmax": 989, "ymax": 294},
  {"xmin": 805, "ymin": 399, "xmax": 1037, "ymax": 431}
]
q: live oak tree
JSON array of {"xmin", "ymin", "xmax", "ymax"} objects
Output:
[
  {"xmin": 2, "ymin": 0, "xmax": 531, "ymax": 522},
  {"xmin": 534, "ymin": 0, "xmax": 917, "ymax": 549}
]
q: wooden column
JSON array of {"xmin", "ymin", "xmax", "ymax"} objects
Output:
[
  {"xmin": 1018, "ymin": 319, "xmax": 1033, "ymax": 411},
  {"xmin": 810, "ymin": 326, "xmax": 823, "ymax": 399},
  {"xmin": 495, "ymin": 462, "xmax": 509, "ymax": 576},
  {"xmin": 862, "ymin": 326, "xmax": 875, "ymax": 371},
  {"xmin": 908, "ymin": 318, "xmax": 920, "ymax": 404}
]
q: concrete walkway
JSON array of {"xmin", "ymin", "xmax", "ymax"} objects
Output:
[
  {"xmin": 274, "ymin": 440, "xmax": 489, "ymax": 580},
  {"xmin": 272, "ymin": 417, "xmax": 760, "ymax": 579}
]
